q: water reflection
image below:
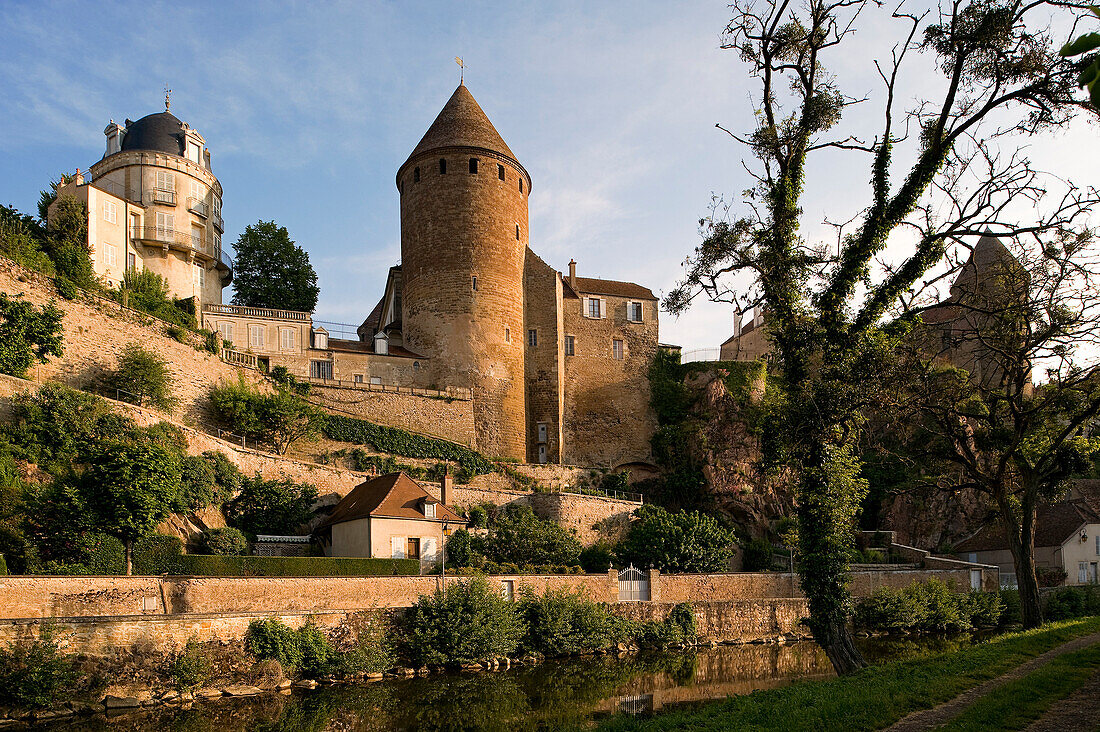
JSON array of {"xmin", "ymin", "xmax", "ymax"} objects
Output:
[{"xmin": 41, "ymin": 633, "xmax": 988, "ymax": 732}]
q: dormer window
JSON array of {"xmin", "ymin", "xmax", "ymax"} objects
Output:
[
  {"xmin": 187, "ymin": 141, "xmax": 202, "ymax": 164},
  {"xmin": 424, "ymin": 502, "xmax": 437, "ymax": 519},
  {"xmin": 313, "ymin": 328, "xmax": 328, "ymax": 350}
]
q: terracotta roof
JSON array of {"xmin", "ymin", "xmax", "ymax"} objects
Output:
[
  {"xmin": 399, "ymin": 84, "xmax": 526, "ymax": 187},
  {"xmin": 316, "ymin": 473, "xmax": 464, "ymax": 530},
  {"xmin": 1069, "ymin": 479, "xmax": 1100, "ymax": 514},
  {"xmin": 955, "ymin": 500, "xmax": 1100, "ymax": 552},
  {"xmin": 565, "ymin": 276, "xmax": 657, "ymax": 301}
]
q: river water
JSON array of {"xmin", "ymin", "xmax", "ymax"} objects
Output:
[{"xmin": 43, "ymin": 634, "xmax": 982, "ymax": 731}]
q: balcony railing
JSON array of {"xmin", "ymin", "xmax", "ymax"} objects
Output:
[
  {"xmin": 188, "ymin": 197, "xmax": 209, "ymax": 218},
  {"xmin": 204, "ymin": 303, "xmax": 311, "ymax": 321},
  {"xmin": 143, "ymin": 188, "xmax": 176, "ymax": 206},
  {"xmin": 131, "ymin": 226, "xmax": 231, "ymax": 273},
  {"xmin": 213, "ymin": 212, "xmax": 224, "ymax": 232}
]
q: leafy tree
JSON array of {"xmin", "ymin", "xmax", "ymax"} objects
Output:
[
  {"xmin": 901, "ymin": 233, "xmax": 1100, "ymax": 628},
  {"xmin": 617, "ymin": 504, "xmax": 735, "ymax": 573},
  {"xmin": 175, "ymin": 451, "xmax": 239, "ymax": 513},
  {"xmin": 81, "ymin": 441, "xmax": 182, "ymax": 575},
  {"xmin": 666, "ymin": 0, "xmax": 1097, "ymax": 673},
  {"xmin": 1061, "ymin": 6, "xmax": 1100, "ymax": 108},
  {"xmin": 484, "ymin": 505, "xmax": 582, "ymax": 567},
  {"xmin": 3, "ymin": 383, "xmax": 123, "ymax": 468},
  {"xmin": 231, "ymin": 220, "xmax": 320, "ymax": 312},
  {"xmin": 0, "ymin": 204, "xmax": 53, "ymax": 274},
  {"xmin": 224, "ymin": 476, "xmax": 318, "ymax": 535},
  {"xmin": 198, "ymin": 527, "xmax": 248, "ymax": 556},
  {"xmin": 210, "ymin": 378, "xmax": 327, "ymax": 454},
  {"xmin": 0, "ymin": 294, "xmax": 63, "ymax": 378},
  {"xmin": 43, "ymin": 194, "xmax": 95, "ymax": 288},
  {"xmin": 111, "ymin": 343, "xmax": 175, "ymax": 410},
  {"xmin": 403, "ymin": 576, "xmax": 526, "ymax": 666}
]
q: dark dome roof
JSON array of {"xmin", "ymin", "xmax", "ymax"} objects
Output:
[{"xmin": 120, "ymin": 112, "xmax": 185, "ymax": 156}]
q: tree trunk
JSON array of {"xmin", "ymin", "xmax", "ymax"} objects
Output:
[
  {"xmin": 998, "ymin": 487, "xmax": 1043, "ymax": 628},
  {"xmin": 815, "ymin": 618, "xmax": 867, "ymax": 676},
  {"xmin": 125, "ymin": 540, "xmax": 133, "ymax": 576}
]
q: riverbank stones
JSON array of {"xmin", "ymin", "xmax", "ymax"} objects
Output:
[{"xmin": 104, "ymin": 696, "xmax": 141, "ymax": 709}]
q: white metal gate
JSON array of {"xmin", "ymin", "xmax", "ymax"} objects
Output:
[{"xmin": 618, "ymin": 565, "xmax": 650, "ymax": 602}]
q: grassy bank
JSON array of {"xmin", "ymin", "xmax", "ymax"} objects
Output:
[{"xmin": 597, "ymin": 617, "xmax": 1100, "ymax": 732}]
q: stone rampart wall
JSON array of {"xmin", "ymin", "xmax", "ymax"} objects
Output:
[{"xmin": 306, "ymin": 383, "xmax": 476, "ymax": 447}]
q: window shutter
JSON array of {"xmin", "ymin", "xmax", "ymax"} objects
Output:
[
  {"xmin": 599, "ymin": 298, "xmax": 607, "ymax": 318},
  {"xmin": 391, "ymin": 537, "xmax": 405, "ymax": 559}
]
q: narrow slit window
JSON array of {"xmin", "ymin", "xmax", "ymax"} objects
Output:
[
  {"xmin": 528, "ymin": 329, "xmax": 538, "ymax": 347},
  {"xmin": 413, "ymin": 167, "xmax": 420, "ymax": 183},
  {"xmin": 505, "ymin": 327, "xmax": 511, "ymax": 343},
  {"xmin": 565, "ymin": 335, "xmax": 575, "ymax": 356},
  {"xmin": 472, "ymin": 275, "xmax": 478, "ymax": 291},
  {"xmin": 469, "ymin": 158, "xmax": 478, "ymax": 174},
  {"xmin": 519, "ymin": 178, "xmax": 524, "ymax": 193},
  {"xmin": 613, "ymin": 339, "xmax": 624, "ymax": 360},
  {"xmin": 515, "ymin": 224, "xmax": 520, "ymax": 240},
  {"xmin": 439, "ymin": 158, "xmax": 447, "ymax": 174},
  {"xmin": 498, "ymin": 164, "xmax": 505, "ymax": 181}
]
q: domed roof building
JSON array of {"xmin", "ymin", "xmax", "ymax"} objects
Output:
[{"xmin": 48, "ymin": 96, "xmax": 231, "ymax": 305}]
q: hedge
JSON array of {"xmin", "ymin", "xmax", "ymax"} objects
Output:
[
  {"xmin": 323, "ymin": 415, "xmax": 495, "ymax": 476},
  {"xmin": 0, "ymin": 554, "xmax": 7, "ymax": 575},
  {"xmin": 169, "ymin": 555, "xmax": 421, "ymax": 577}
]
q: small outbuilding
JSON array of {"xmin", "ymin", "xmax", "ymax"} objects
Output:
[{"xmin": 314, "ymin": 472, "xmax": 464, "ymax": 569}]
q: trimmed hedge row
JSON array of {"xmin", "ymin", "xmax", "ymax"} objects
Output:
[
  {"xmin": 169, "ymin": 555, "xmax": 421, "ymax": 577},
  {"xmin": 323, "ymin": 415, "xmax": 495, "ymax": 476}
]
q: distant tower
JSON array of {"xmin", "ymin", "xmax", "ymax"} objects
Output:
[{"xmin": 396, "ymin": 84, "xmax": 532, "ymax": 460}]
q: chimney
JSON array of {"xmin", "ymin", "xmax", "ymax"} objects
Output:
[
  {"xmin": 73, "ymin": 169, "xmax": 84, "ymax": 186},
  {"xmin": 568, "ymin": 259, "xmax": 577, "ymax": 290},
  {"xmin": 733, "ymin": 313, "xmax": 742, "ymax": 338},
  {"xmin": 753, "ymin": 305, "xmax": 763, "ymax": 326},
  {"xmin": 440, "ymin": 465, "xmax": 453, "ymax": 506}
]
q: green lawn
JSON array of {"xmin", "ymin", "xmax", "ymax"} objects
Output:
[
  {"xmin": 938, "ymin": 641, "xmax": 1100, "ymax": 731},
  {"xmin": 596, "ymin": 617, "xmax": 1100, "ymax": 732}
]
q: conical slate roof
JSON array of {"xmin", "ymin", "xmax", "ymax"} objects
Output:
[
  {"xmin": 951, "ymin": 232, "xmax": 1027, "ymax": 298},
  {"xmin": 402, "ymin": 84, "xmax": 518, "ymax": 167}
]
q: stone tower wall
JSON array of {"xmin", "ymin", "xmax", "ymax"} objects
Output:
[
  {"xmin": 523, "ymin": 251, "xmax": 564, "ymax": 463},
  {"xmin": 399, "ymin": 150, "xmax": 530, "ymax": 460}
]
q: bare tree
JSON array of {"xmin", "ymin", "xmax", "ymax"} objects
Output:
[
  {"xmin": 667, "ymin": 0, "xmax": 1097, "ymax": 674},
  {"xmin": 901, "ymin": 229, "xmax": 1100, "ymax": 628}
]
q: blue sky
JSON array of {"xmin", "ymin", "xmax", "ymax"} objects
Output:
[{"xmin": 1, "ymin": 1, "xmax": 1095, "ymax": 353}]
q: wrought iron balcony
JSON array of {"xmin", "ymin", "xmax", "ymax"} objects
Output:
[
  {"xmin": 188, "ymin": 197, "xmax": 209, "ymax": 218},
  {"xmin": 143, "ymin": 188, "xmax": 176, "ymax": 206},
  {"xmin": 131, "ymin": 226, "xmax": 232, "ymax": 276}
]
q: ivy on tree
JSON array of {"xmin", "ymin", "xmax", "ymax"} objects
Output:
[{"xmin": 231, "ymin": 220, "xmax": 320, "ymax": 312}]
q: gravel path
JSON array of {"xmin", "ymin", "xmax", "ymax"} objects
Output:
[
  {"xmin": 1024, "ymin": 667, "xmax": 1100, "ymax": 732},
  {"xmin": 882, "ymin": 631, "xmax": 1100, "ymax": 732}
]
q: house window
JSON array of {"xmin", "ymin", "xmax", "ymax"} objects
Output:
[
  {"xmin": 498, "ymin": 164, "xmax": 505, "ymax": 181},
  {"xmin": 279, "ymin": 328, "xmax": 294, "ymax": 351},
  {"xmin": 155, "ymin": 211, "xmax": 174, "ymax": 239},
  {"xmin": 310, "ymin": 360, "xmax": 334, "ymax": 380},
  {"xmin": 103, "ymin": 200, "xmax": 117, "ymax": 223},
  {"xmin": 502, "ymin": 580, "xmax": 515, "ymax": 601},
  {"xmin": 218, "ymin": 322, "xmax": 233, "ymax": 342},
  {"xmin": 354, "ymin": 374, "xmax": 363, "ymax": 384},
  {"xmin": 613, "ymin": 339, "xmax": 624, "ymax": 360},
  {"xmin": 413, "ymin": 167, "xmax": 420, "ymax": 183},
  {"xmin": 213, "ymin": 197, "xmax": 221, "ymax": 217},
  {"xmin": 627, "ymin": 301, "xmax": 643, "ymax": 322},
  {"xmin": 425, "ymin": 503, "xmax": 436, "ymax": 518},
  {"xmin": 472, "ymin": 275, "xmax": 478, "ymax": 291},
  {"xmin": 537, "ymin": 423, "xmax": 548, "ymax": 443},
  {"xmin": 370, "ymin": 377, "xmax": 382, "ymax": 385},
  {"xmin": 1081, "ymin": 562, "xmax": 1088, "ymax": 584},
  {"xmin": 127, "ymin": 251, "xmax": 136, "ymax": 270},
  {"xmin": 469, "ymin": 158, "xmax": 478, "ymax": 174},
  {"xmin": 314, "ymin": 330, "xmax": 329, "ymax": 350},
  {"xmin": 190, "ymin": 180, "xmax": 204, "ymax": 201},
  {"xmin": 193, "ymin": 264, "xmax": 205, "ymax": 291},
  {"xmin": 155, "ymin": 170, "xmax": 175, "ymax": 191},
  {"xmin": 249, "ymin": 325, "xmax": 265, "ymax": 349},
  {"xmin": 391, "ymin": 537, "xmax": 405, "ymax": 559},
  {"xmin": 1095, "ymin": 534, "xmax": 1099, "ymax": 556},
  {"xmin": 407, "ymin": 537, "xmax": 421, "ymax": 560},
  {"xmin": 565, "ymin": 335, "xmax": 575, "ymax": 356},
  {"xmin": 187, "ymin": 142, "xmax": 202, "ymax": 164},
  {"xmin": 104, "ymin": 243, "xmax": 117, "ymax": 267},
  {"xmin": 528, "ymin": 329, "xmax": 537, "ymax": 347},
  {"xmin": 586, "ymin": 298, "xmax": 604, "ymax": 319},
  {"xmin": 439, "ymin": 158, "xmax": 447, "ymax": 174}
]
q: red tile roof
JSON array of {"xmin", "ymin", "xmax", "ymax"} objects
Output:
[
  {"xmin": 955, "ymin": 500, "xmax": 1100, "ymax": 552},
  {"xmin": 316, "ymin": 473, "xmax": 464, "ymax": 530},
  {"xmin": 565, "ymin": 276, "xmax": 656, "ymax": 301}
]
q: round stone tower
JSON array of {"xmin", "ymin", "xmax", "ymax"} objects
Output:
[{"xmin": 396, "ymin": 84, "xmax": 532, "ymax": 460}]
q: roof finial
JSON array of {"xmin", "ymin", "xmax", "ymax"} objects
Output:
[
  {"xmin": 164, "ymin": 84, "xmax": 171, "ymax": 111},
  {"xmin": 455, "ymin": 56, "xmax": 465, "ymax": 85}
]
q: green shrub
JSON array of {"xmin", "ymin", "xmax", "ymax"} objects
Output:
[
  {"xmin": 466, "ymin": 504, "xmax": 488, "ymax": 529},
  {"xmin": 202, "ymin": 329, "xmax": 220, "ymax": 354},
  {"xmin": 484, "ymin": 505, "xmax": 582, "ymax": 567},
  {"xmin": 1045, "ymin": 585, "xmax": 1100, "ymax": 620},
  {"xmin": 166, "ymin": 639, "xmax": 212, "ymax": 692},
  {"xmin": 133, "ymin": 534, "xmax": 183, "ymax": 575},
  {"xmin": 403, "ymin": 576, "xmax": 526, "ymax": 666},
  {"xmin": 198, "ymin": 527, "xmax": 248, "ymax": 556},
  {"xmin": 999, "ymin": 589, "xmax": 1022, "ymax": 625},
  {"xmin": 0, "ymin": 554, "xmax": 6, "ymax": 575},
  {"xmin": 0, "ymin": 629, "xmax": 79, "ymax": 709},
  {"xmin": 0, "ymin": 293, "xmax": 64, "ymax": 379},
  {"xmin": 445, "ymin": 529, "xmax": 483, "ymax": 568},
  {"xmin": 324, "ymin": 414, "xmax": 495, "ymax": 476},
  {"xmin": 332, "ymin": 620, "xmax": 395, "ymax": 676},
  {"xmin": 54, "ymin": 278, "xmax": 77, "ymax": 300},
  {"xmin": 296, "ymin": 623, "xmax": 334, "ymax": 678},
  {"xmin": 519, "ymin": 588, "xmax": 634, "ymax": 656},
  {"xmin": 175, "ymin": 452, "xmax": 238, "ymax": 513},
  {"xmin": 580, "ymin": 542, "xmax": 616, "ymax": 573},
  {"xmin": 246, "ymin": 618, "xmax": 304, "ymax": 672},
  {"xmin": 166, "ymin": 324, "xmax": 188, "ymax": 343},
  {"xmin": 1037, "ymin": 566, "xmax": 1068, "ymax": 587},
  {"xmin": 211, "ymin": 378, "xmax": 327, "ymax": 454},
  {"xmin": 111, "ymin": 343, "xmax": 176, "ymax": 410},
  {"xmin": 637, "ymin": 603, "xmax": 698, "ymax": 648},
  {"xmin": 225, "ymin": 475, "xmax": 319, "ymax": 535},
  {"xmin": 4, "ymin": 384, "xmax": 123, "ymax": 467},
  {"xmin": 741, "ymin": 538, "xmax": 775, "ymax": 572},
  {"xmin": 618, "ymin": 504, "xmax": 735, "ymax": 573},
  {"xmin": 854, "ymin": 579, "xmax": 1003, "ymax": 633},
  {"xmin": 171, "ymin": 555, "xmax": 419, "ymax": 576}
]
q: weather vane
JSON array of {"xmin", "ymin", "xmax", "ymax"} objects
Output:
[
  {"xmin": 164, "ymin": 84, "xmax": 171, "ymax": 111},
  {"xmin": 455, "ymin": 57, "xmax": 465, "ymax": 84}
]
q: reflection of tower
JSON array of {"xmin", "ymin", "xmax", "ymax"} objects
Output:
[{"xmin": 396, "ymin": 84, "xmax": 531, "ymax": 460}]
